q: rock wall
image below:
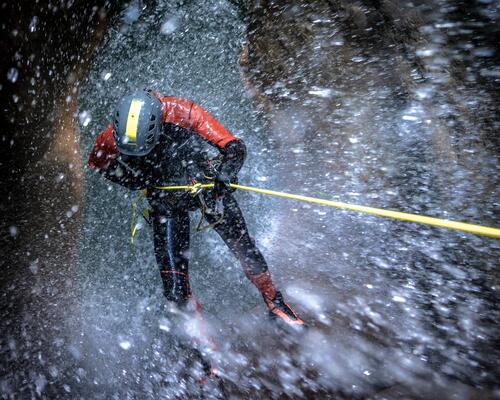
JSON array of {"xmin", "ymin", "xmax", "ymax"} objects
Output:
[{"xmin": 0, "ymin": 2, "xmax": 122, "ymax": 395}]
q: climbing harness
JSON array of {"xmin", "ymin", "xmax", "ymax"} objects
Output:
[
  {"xmin": 194, "ymin": 193, "xmax": 225, "ymax": 232},
  {"xmin": 130, "ymin": 183, "xmax": 225, "ymax": 243},
  {"xmin": 189, "ymin": 181, "xmax": 225, "ymax": 232}
]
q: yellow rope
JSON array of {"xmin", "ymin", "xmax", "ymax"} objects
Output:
[
  {"xmin": 130, "ymin": 189, "xmax": 147, "ymax": 244},
  {"xmin": 153, "ymin": 183, "xmax": 500, "ymax": 238}
]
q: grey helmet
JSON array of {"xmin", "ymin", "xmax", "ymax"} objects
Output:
[{"xmin": 112, "ymin": 90, "xmax": 163, "ymax": 156}]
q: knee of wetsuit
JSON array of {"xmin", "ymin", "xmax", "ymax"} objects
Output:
[
  {"xmin": 245, "ymin": 263, "xmax": 268, "ymax": 277},
  {"xmin": 160, "ymin": 270, "xmax": 191, "ymax": 304}
]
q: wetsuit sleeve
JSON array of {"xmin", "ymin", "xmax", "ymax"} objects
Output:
[
  {"xmin": 218, "ymin": 139, "xmax": 246, "ymax": 178},
  {"xmin": 160, "ymin": 96, "xmax": 246, "ymax": 177},
  {"xmin": 88, "ymin": 125, "xmax": 119, "ymax": 170},
  {"xmin": 88, "ymin": 125, "xmax": 146, "ymax": 189}
]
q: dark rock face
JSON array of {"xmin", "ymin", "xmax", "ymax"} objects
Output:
[
  {"xmin": 242, "ymin": 1, "xmax": 419, "ymax": 106},
  {"xmin": 240, "ymin": 0, "xmax": 499, "ymax": 395},
  {"xmin": 0, "ymin": 1, "xmax": 114, "ymax": 278},
  {"xmin": 241, "ymin": 0, "xmax": 498, "ymax": 150},
  {"xmin": 0, "ymin": 2, "xmax": 122, "ymax": 396},
  {"xmin": 0, "ymin": 1, "xmax": 115, "ymax": 183}
]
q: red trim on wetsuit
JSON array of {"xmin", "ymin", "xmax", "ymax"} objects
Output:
[
  {"xmin": 160, "ymin": 269, "xmax": 188, "ymax": 276},
  {"xmin": 247, "ymin": 271, "xmax": 277, "ymax": 302},
  {"xmin": 88, "ymin": 125, "xmax": 119, "ymax": 170},
  {"xmin": 159, "ymin": 96, "xmax": 238, "ymax": 149}
]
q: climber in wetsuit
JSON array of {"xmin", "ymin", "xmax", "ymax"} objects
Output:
[{"xmin": 88, "ymin": 89, "xmax": 304, "ymax": 327}]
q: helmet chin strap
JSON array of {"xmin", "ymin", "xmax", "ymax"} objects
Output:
[{"xmin": 116, "ymin": 157, "xmax": 140, "ymax": 177}]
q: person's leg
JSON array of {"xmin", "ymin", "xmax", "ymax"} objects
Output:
[
  {"xmin": 206, "ymin": 194, "xmax": 304, "ymax": 326},
  {"xmin": 152, "ymin": 205, "xmax": 217, "ymax": 353},
  {"xmin": 152, "ymin": 207, "xmax": 191, "ymax": 305}
]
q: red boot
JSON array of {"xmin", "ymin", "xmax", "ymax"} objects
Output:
[{"xmin": 248, "ymin": 271, "xmax": 305, "ymax": 327}]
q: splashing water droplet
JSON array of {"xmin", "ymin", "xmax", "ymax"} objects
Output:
[{"xmin": 7, "ymin": 68, "xmax": 18, "ymax": 83}]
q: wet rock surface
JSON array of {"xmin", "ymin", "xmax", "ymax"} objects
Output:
[{"xmin": 239, "ymin": 0, "xmax": 499, "ymax": 397}]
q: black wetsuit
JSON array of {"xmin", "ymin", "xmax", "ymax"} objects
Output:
[{"xmin": 100, "ymin": 125, "xmax": 268, "ymax": 304}]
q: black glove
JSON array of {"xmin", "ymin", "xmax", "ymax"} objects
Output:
[{"xmin": 214, "ymin": 172, "xmax": 237, "ymax": 197}]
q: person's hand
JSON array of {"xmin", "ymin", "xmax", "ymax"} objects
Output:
[{"xmin": 214, "ymin": 172, "xmax": 237, "ymax": 196}]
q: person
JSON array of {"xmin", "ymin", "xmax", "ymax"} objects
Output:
[{"xmin": 88, "ymin": 89, "xmax": 304, "ymax": 328}]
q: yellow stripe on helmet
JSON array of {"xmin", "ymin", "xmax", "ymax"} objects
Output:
[{"xmin": 125, "ymin": 99, "xmax": 144, "ymax": 143}]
